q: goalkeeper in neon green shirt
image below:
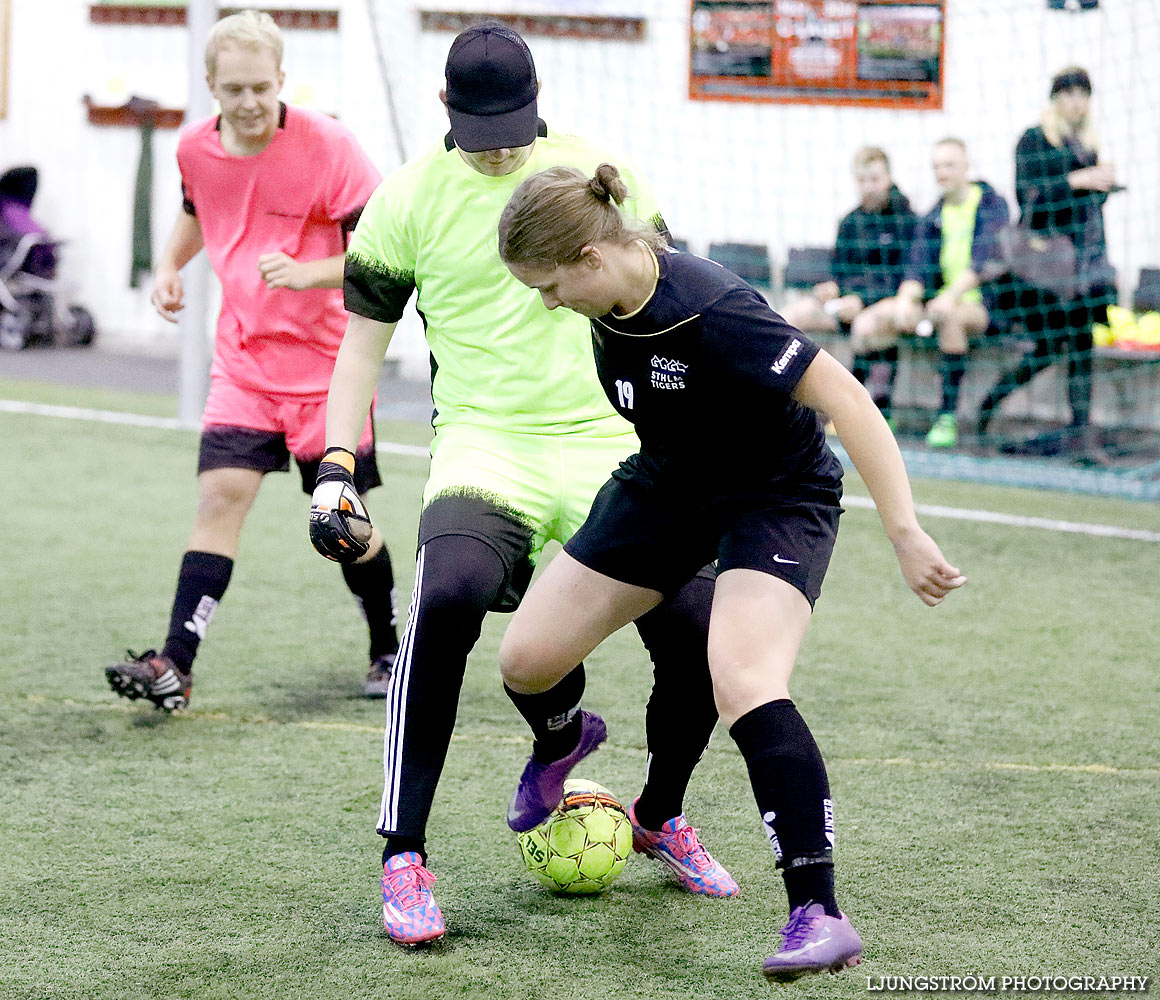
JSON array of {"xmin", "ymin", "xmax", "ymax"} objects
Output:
[{"xmin": 308, "ymin": 22, "xmax": 734, "ymax": 945}]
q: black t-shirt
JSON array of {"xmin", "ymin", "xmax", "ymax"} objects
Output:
[{"xmin": 591, "ymin": 250, "xmax": 844, "ymax": 503}]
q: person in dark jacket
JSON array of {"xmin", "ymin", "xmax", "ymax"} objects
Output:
[
  {"xmin": 782, "ymin": 146, "xmax": 916, "ymax": 346},
  {"xmin": 854, "ymin": 138, "xmax": 1008, "ymax": 447},
  {"xmin": 977, "ymin": 67, "xmax": 1119, "ymax": 459}
]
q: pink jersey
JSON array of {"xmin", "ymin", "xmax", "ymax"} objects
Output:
[{"xmin": 177, "ymin": 104, "xmax": 381, "ymax": 398}]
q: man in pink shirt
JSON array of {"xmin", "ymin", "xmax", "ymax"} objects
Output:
[{"xmin": 105, "ymin": 9, "xmax": 399, "ymax": 709}]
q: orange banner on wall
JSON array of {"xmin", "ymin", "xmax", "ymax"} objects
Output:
[{"xmin": 690, "ymin": 0, "xmax": 944, "ymax": 109}]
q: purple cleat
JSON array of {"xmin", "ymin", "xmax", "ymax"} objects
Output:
[
  {"xmin": 507, "ymin": 710, "xmax": 607, "ymax": 832},
  {"xmin": 761, "ymin": 902, "xmax": 863, "ymax": 982}
]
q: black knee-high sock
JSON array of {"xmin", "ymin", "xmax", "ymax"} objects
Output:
[
  {"xmin": 161, "ymin": 550, "xmax": 234, "ymax": 673},
  {"xmin": 341, "ymin": 542, "xmax": 399, "ymax": 661},
  {"xmin": 633, "ymin": 570, "xmax": 718, "ymax": 830},
  {"xmin": 853, "ymin": 349, "xmax": 897, "ymax": 415},
  {"xmin": 979, "ymin": 341, "xmax": 1053, "ymax": 431},
  {"xmin": 938, "ymin": 351, "xmax": 967, "ymax": 416},
  {"xmin": 730, "ymin": 699, "xmax": 839, "ymax": 916},
  {"xmin": 875, "ymin": 346, "xmax": 899, "ymax": 417},
  {"xmin": 1065, "ymin": 324, "xmax": 1095, "ymax": 428},
  {"xmin": 504, "ymin": 665, "xmax": 586, "ymax": 762}
]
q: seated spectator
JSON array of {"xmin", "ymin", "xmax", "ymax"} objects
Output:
[
  {"xmin": 855, "ymin": 137, "xmax": 1008, "ymax": 447},
  {"xmin": 977, "ymin": 67, "xmax": 1119, "ymax": 461},
  {"xmin": 781, "ymin": 146, "xmax": 916, "ymax": 359}
]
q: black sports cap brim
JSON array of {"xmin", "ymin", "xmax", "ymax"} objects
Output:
[
  {"xmin": 1050, "ymin": 68, "xmax": 1092, "ymax": 96},
  {"xmin": 448, "ymin": 101, "xmax": 538, "ymax": 153}
]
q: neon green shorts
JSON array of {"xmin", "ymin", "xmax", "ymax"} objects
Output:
[{"xmin": 423, "ymin": 422, "xmax": 639, "ymax": 561}]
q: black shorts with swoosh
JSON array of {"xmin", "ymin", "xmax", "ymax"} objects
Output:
[{"xmin": 563, "ymin": 466, "xmax": 842, "ymax": 607}]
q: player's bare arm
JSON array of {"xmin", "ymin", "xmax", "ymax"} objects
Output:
[
  {"xmin": 792, "ymin": 350, "xmax": 966, "ymax": 606},
  {"xmin": 150, "ymin": 211, "xmax": 204, "ymax": 322},
  {"xmin": 309, "ymin": 311, "xmax": 397, "ymax": 565},
  {"xmin": 257, "ymin": 251, "xmax": 346, "ymax": 291},
  {"xmin": 325, "ymin": 311, "xmax": 398, "ymax": 452}
]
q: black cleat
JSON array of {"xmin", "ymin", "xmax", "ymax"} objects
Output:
[
  {"xmin": 105, "ymin": 649, "xmax": 192, "ymax": 712},
  {"xmin": 363, "ymin": 651, "xmax": 396, "ymax": 698}
]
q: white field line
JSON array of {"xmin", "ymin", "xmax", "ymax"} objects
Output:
[
  {"xmin": 19, "ymin": 697, "xmax": 1160, "ymax": 779},
  {"xmin": 3, "ymin": 397, "xmax": 1157, "ymax": 541},
  {"xmin": 841, "ymin": 495, "xmax": 1160, "ymax": 542},
  {"xmin": 0, "ymin": 397, "xmax": 430, "ymax": 457}
]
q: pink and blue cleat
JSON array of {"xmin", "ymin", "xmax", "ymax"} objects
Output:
[
  {"xmin": 628, "ymin": 798, "xmax": 739, "ymax": 897},
  {"xmin": 761, "ymin": 901, "xmax": 862, "ymax": 982},
  {"xmin": 507, "ymin": 710, "xmax": 607, "ymax": 832},
  {"xmin": 381, "ymin": 852, "xmax": 445, "ymax": 946}
]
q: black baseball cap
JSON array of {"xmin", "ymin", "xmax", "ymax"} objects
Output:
[
  {"xmin": 445, "ymin": 22, "xmax": 538, "ymax": 153},
  {"xmin": 1050, "ymin": 66, "xmax": 1092, "ymax": 97}
]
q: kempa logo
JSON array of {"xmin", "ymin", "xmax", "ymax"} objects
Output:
[{"xmin": 771, "ymin": 338, "xmax": 802, "ymax": 374}]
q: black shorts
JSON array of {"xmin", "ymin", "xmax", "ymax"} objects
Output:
[
  {"xmin": 564, "ymin": 474, "xmax": 842, "ymax": 607},
  {"xmin": 417, "ymin": 491, "xmax": 536, "ymax": 613},
  {"xmin": 198, "ymin": 426, "xmax": 382, "ymax": 496},
  {"xmin": 418, "ymin": 490, "xmax": 718, "ymax": 614}
]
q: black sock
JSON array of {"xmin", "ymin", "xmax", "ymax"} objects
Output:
[
  {"xmin": 161, "ymin": 551, "xmax": 234, "ymax": 673},
  {"xmin": 383, "ymin": 837, "xmax": 426, "ymax": 865},
  {"xmin": 729, "ymin": 699, "xmax": 840, "ymax": 917},
  {"xmin": 634, "ymin": 752, "xmax": 703, "ymax": 830},
  {"xmin": 341, "ymin": 543, "xmax": 399, "ymax": 661},
  {"xmin": 783, "ymin": 861, "xmax": 837, "ymax": 914},
  {"xmin": 938, "ymin": 351, "xmax": 967, "ymax": 416},
  {"xmin": 853, "ymin": 349, "xmax": 896, "ymax": 416},
  {"xmin": 875, "ymin": 347, "xmax": 899, "ymax": 417},
  {"xmin": 634, "ymin": 570, "xmax": 718, "ymax": 831},
  {"xmin": 504, "ymin": 665, "xmax": 585, "ymax": 762}
]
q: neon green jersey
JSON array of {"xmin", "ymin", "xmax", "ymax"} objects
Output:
[
  {"xmin": 939, "ymin": 183, "xmax": 983, "ymax": 306},
  {"xmin": 345, "ymin": 126, "xmax": 666, "ymax": 436}
]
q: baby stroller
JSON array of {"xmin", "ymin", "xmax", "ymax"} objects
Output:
[{"xmin": 0, "ymin": 165, "xmax": 96, "ymax": 350}]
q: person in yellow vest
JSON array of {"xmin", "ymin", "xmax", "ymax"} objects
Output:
[{"xmin": 852, "ymin": 138, "xmax": 1009, "ymax": 447}]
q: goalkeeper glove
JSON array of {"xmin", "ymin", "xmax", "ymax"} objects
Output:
[{"xmin": 309, "ymin": 446, "xmax": 373, "ymax": 563}]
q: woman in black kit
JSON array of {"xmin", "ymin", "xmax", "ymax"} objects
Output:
[
  {"xmin": 494, "ymin": 164, "xmax": 966, "ymax": 983},
  {"xmin": 978, "ymin": 66, "xmax": 1120, "ymax": 457}
]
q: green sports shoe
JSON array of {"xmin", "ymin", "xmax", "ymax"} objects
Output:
[{"xmin": 925, "ymin": 413, "xmax": 958, "ymax": 448}]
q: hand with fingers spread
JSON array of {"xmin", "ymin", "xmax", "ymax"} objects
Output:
[{"xmin": 891, "ymin": 527, "xmax": 967, "ymax": 606}]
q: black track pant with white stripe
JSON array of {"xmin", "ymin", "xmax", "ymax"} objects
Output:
[{"xmin": 377, "ymin": 528, "xmax": 719, "ymax": 842}]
